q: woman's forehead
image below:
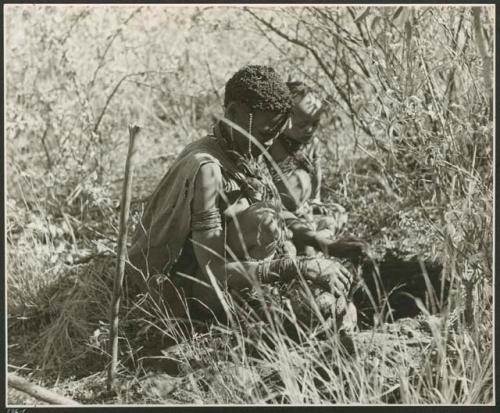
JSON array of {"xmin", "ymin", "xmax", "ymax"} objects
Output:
[{"xmin": 254, "ymin": 110, "xmax": 287, "ymax": 125}]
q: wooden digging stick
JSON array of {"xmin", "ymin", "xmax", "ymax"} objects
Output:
[
  {"xmin": 8, "ymin": 373, "xmax": 80, "ymax": 405},
  {"xmin": 108, "ymin": 124, "xmax": 140, "ymax": 391}
]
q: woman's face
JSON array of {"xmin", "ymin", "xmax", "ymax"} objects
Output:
[
  {"xmin": 227, "ymin": 102, "xmax": 289, "ymax": 157},
  {"xmin": 284, "ymin": 93, "xmax": 323, "ymax": 144}
]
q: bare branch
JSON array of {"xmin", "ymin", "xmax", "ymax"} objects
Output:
[
  {"xmin": 204, "ymin": 59, "xmax": 222, "ymax": 103},
  {"xmin": 8, "ymin": 373, "xmax": 80, "ymax": 405},
  {"xmin": 40, "ymin": 125, "xmax": 53, "ymax": 171},
  {"xmin": 89, "ymin": 7, "xmax": 143, "ymax": 89},
  {"xmin": 60, "ymin": 8, "xmax": 90, "ymax": 45},
  {"xmin": 93, "ymin": 71, "xmax": 147, "ymax": 134},
  {"xmin": 245, "ymin": 7, "xmax": 374, "ymax": 138}
]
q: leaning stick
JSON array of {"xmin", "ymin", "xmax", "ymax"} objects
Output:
[
  {"xmin": 108, "ymin": 124, "xmax": 140, "ymax": 391},
  {"xmin": 8, "ymin": 373, "xmax": 80, "ymax": 405}
]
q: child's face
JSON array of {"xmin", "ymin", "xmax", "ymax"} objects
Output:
[{"xmin": 284, "ymin": 93, "xmax": 323, "ymax": 144}]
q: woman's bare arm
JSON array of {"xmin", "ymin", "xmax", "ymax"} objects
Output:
[
  {"xmin": 282, "ymin": 210, "xmax": 367, "ymax": 260},
  {"xmin": 282, "ymin": 211, "xmax": 323, "ymax": 251},
  {"xmin": 191, "ymin": 163, "xmax": 356, "ymax": 294},
  {"xmin": 191, "ymin": 162, "xmax": 260, "ymax": 291}
]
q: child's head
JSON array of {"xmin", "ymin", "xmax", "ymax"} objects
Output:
[{"xmin": 283, "ymin": 81, "xmax": 324, "ymax": 144}]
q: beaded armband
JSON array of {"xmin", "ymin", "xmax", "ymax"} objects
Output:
[
  {"xmin": 257, "ymin": 257, "xmax": 313, "ymax": 284},
  {"xmin": 191, "ymin": 207, "xmax": 222, "ymax": 232}
]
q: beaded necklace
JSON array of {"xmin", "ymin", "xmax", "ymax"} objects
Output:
[
  {"xmin": 278, "ymin": 134, "xmax": 316, "ymax": 176},
  {"xmin": 212, "ymin": 122, "xmax": 289, "ymax": 251}
]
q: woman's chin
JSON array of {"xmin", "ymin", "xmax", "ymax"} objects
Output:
[{"xmin": 287, "ymin": 134, "xmax": 312, "ymax": 144}]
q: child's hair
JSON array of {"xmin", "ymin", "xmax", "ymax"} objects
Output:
[
  {"xmin": 224, "ymin": 65, "xmax": 292, "ymax": 114},
  {"xmin": 286, "ymin": 80, "xmax": 324, "ymax": 111},
  {"xmin": 286, "ymin": 81, "xmax": 313, "ymax": 100}
]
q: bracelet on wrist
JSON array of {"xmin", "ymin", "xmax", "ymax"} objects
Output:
[
  {"xmin": 257, "ymin": 260, "xmax": 275, "ymax": 284},
  {"xmin": 266, "ymin": 256, "xmax": 314, "ymax": 281}
]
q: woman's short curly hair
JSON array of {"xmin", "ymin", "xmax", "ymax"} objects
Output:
[{"xmin": 224, "ymin": 65, "xmax": 292, "ymax": 114}]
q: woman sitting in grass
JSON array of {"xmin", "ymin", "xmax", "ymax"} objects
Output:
[
  {"xmin": 127, "ymin": 66, "xmax": 364, "ymax": 334},
  {"xmin": 268, "ymin": 81, "xmax": 348, "ymax": 255}
]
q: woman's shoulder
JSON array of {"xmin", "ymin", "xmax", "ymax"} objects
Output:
[
  {"xmin": 175, "ymin": 136, "xmax": 225, "ymax": 167},
  {"xmin": 194, "ymin": 162, "xmax": 223, "ymax": 191}
]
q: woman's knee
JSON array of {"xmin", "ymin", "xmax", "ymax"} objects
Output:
[{"xmin": 226, "ymin": 201, "xmax": 282, "ymax": 259}]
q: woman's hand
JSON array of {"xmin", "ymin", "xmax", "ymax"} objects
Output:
[
  {"xmin": 302, "ymin": 258, "xmax": 353, "ymax": 297},
  {"xmin": 310, "ymin": 201, "xmax": 346, "ymax": 217},
  {"xmin": 311, "ymin": 203, "xmax": 330, "ymax": 215},
  {"xmin": 315, "ymin": 235, "xmax": 370, "ymax": 260}
]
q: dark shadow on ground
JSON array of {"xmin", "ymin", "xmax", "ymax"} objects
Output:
[{"xmin": 352, "ymin": 249, "xmax": 448, "ymax": 327}]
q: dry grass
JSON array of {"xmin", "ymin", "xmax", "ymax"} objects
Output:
[{"xmin": 6, "ymin": 4, "xmax": 493, "ymax": 406}]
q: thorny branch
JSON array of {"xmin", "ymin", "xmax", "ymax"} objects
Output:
[
  {"xmin": 89, "ymin": 7, "xmax": 144, "ymax": 89},
  {"xmin": 245, "ymin": 7, "xmax": 374, "ymax": 138},
  {"xmin": 60, "ymin": 8, "xmax": 90, "ymax": 45},
  {"xmin": 93, "ymin": 71, "xmax": 156, "ymax": 134},
  {"xmin": 249, "ymin": 16, "xmax": 337, "ymax": 107}
]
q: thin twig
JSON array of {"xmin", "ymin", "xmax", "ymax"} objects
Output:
[
  {"xmin": 60, "ymin": 8, "xmax": 90, "ymax": 45},
  {"xmin": 40, "ymin": 125, "xmax": 53, "ymax": 171},
  {"xmin": 89, "ymin": 6, "xmax": 143, "ymax": 89},
  {"xmin": 93, "ymin": 72, "xmax": 147, "ymax": 135},
  {"xmin": 245, "ymin": 8, "xmax": 374, "ymax": 138},
  {"xmin": 249, "ymin": 16, "xmax": 339, "ymax": 108},
  {"xmin": 204, "ymin": 59, "xmax": 221, "ymax": 102}
]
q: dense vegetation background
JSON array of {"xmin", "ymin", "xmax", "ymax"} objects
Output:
[{"xmin": 6, "ymin": 5, "xmax": 494, "ymax": 405}]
